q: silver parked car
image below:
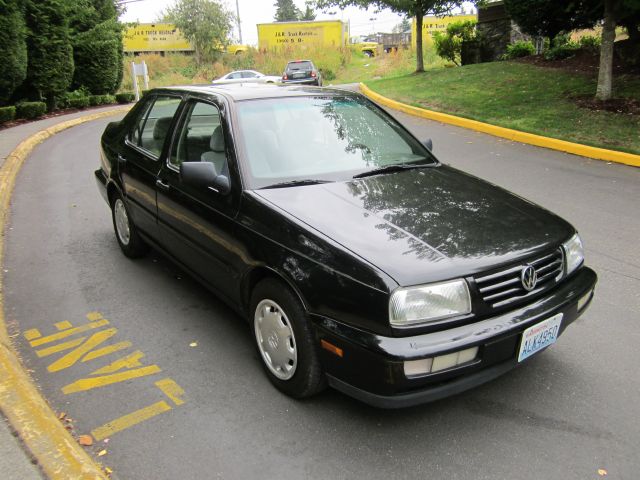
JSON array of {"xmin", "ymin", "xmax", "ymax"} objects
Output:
[{"xmin": 212, "ymin": 70, "xmax": 281, "ymax": 85}]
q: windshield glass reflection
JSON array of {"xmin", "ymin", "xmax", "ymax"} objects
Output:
[{"xmin": 236, "ymin": 96, "xmax": 435, "ymax": 188}]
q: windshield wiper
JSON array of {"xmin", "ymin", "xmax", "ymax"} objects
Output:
[
  {"xmin": 352, "ymin": 163, "xmax": 435, "ymax": 179},
  {"xmin": 261, "ymin": 179, "xmax": 333, "ymax": 189}
]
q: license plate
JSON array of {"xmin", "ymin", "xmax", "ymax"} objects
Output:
[
  {"xmin": 517, "ymin": 313, "xmax": 563, "ymax": 362},
  {"xmin": 293, "ymin": 72, "xmax": 305, "ymax": 78}
]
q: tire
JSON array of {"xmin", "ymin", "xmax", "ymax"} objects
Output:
[
  {"xmin": 250, "ymin": 278, "xmax": 326, "ymax": 398},
  {"xmin": 111, "ymin": 192, "xmax": 149, "ymax": 258}
]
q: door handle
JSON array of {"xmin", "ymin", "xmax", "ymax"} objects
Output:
[
  {"xmin": 117, "ymin": 154, "xmax": 127, "ymax": 165},
  {"xmin": 156, "ymin": 179, "xmax": 170, "ymax": 191}
]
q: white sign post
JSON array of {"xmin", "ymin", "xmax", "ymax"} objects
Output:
[{"xmin": 130, "ymin": 61, "xmax": 149, "ymax": 101}]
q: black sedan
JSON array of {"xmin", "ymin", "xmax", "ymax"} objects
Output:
[{"xmin": 95, "ymin": 84, "xmax": 597, "ymax": 408}]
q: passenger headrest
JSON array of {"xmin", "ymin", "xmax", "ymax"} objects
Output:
[
  {"xmin": 210, "ymin": 125, "xmax": 225, "ymax": 152},
  {"xmin": 153, "ymin": 117, "xmax": 173, "ymax": 140}
]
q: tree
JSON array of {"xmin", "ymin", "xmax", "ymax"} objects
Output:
[
  {"xmin": 301, "ymin": 2, "xmax": 317, "ymax": 20},
  {"xmin": 164, "ymin": 0, "xmax": 233, "ymax": 65},
  {"xmin": 275, "ymin": 0, "xmax": 302, "ymax": 21},
  {"xmin": 595, "ymin": 0, "xmax": 640, "ymax": 100},
  {"xmin": 73, "ymin": 20, "xmax": 123, "ymax": 94},
  {"xmin": 502, "ymin": 0, "xmax": 599, "ymax": 43},
  {"xmin": 433, "ymin": 19, "xmax": 476, "ymax": 66},
  {"xmin": 392, "ymin": 16, "xmax": 412, "ymax": 33},
  {"xmin": 0, "ymin": 0, "xmax": 28, "ymax": 105},
  {"xmin": 25, "ymin": 0, "xmax": 74, "ymax": 109},
  {"xmin": 69, "ymin": 0, "xmax": 123, "ymax": 94},
  {"xmin": 315, "ymin": 1, "xmax": 463, "ymax": 72}
]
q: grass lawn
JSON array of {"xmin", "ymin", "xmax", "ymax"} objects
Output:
[{"xmin": 365, "ymin": 61, "xmax": 640, "ymax": 154}]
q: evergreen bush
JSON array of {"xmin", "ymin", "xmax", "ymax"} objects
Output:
[
  {"xmin": 0, "ymin": 106, "xmax": 17, "ymax": 124},
  {"xmin": 16, "ymin": 102, "xmax": 47, "ymax": 119}
]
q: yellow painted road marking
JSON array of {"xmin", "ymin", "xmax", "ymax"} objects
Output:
[
  {"xmin": 29, "ymin": 319, "xmax": 109, "ymax": 347},
  {"xmin": 23, "ymin": 328, "xmax": 41, "ymax": 341},
  {"xmin": 91, "ymin": 401, "xmax": 172, "ymax": 441},
  {"xmin": 54, "ymin": 320, "xmax": 72, "ymax": 330},
  {"xmin": 92, "ymin": 350, "xmax": 145, "ymax": 374},
  {"xmin": 62, "ymin": 365, "xmax": 161, "ymax": 394},
  {"xmin": 46, "ymin": 328, "xmax": 118, "ymax": 372},
  {"xmin": 156, "ymin": 378, "xmax": 186, "ymax": 406},
  {"xmin": 35, "ymin": 337, "xmax": 85, "ymax": 358},
  {"xmin": 83, "ymin": 340, "xmax": 132, "ymax": 362}
]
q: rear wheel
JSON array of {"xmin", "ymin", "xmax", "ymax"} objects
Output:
[
  {"xmin": 250, "ymin": 279, "xmax": 326, "ymax": 398},
  {"xmin": 111, "ymin": 192, "xmax": 149, "ymax": 258}
]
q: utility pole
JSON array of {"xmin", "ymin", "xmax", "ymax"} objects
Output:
[{"xmin": 235, "ymin": 0, "xmax": 243, "ymax": 44}]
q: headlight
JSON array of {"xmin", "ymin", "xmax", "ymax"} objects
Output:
[
  {"xmin": 562, "ymin": 233, "xmax": 584, "ymax": 276},
  {"xmin": 389, "ymin": 279, "xmax": 471, "ymax": 327}
]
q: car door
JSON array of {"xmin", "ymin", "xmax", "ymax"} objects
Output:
[
  {"xmin": 241, "ymin": 71, "xmax": 261, "ymax": 83},
  {"xmin": 155, "ymin": 97, "xmax": 244, "ymax": 304},
  {"xmin": 119, "ymin": 94, "xmax": 182, "ymax": 238}
]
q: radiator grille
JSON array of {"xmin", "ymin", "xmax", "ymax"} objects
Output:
[{"xmin": 475, "ymin": 249, "xmax": 564, "ymax": 309}]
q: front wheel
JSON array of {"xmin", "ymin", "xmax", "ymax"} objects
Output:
[
  {"xmin": 111, "ymin": 193, "xmax": 149, "ymax": 258},
  {"xmin": 250, "ymin": 279, "xmax": 326, "ymax": 398}
]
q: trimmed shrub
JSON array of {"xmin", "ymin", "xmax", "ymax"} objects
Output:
[
  {"xmin": 88, "ymin": 94, "xmax": 116, "ymax": 106},
  {"xmin": 68, "ymin": 97, "xmax": 89, "ymax": 109},
  {"xmin": 115, "ymin": 92, "xmax": 135, "ymax": 104},
  {"xmin": 579, "ymin": 35, "xmax": 601, "ymax": 52},
  {"xmin": 504, "ymin": 40, "xmax": 535, "ymax": 59},
  {"xmin": 544, "ymin": 42, "xmax": 579, "ymax": 60},
  {"xmin": 16, "ymin": 102, "xmax": 47, "ymax": 119},
  {"xmin": 0, "ymin": 106, "xmax": 16, "ymax": 124},
  {"xmin": 88, "ymin": 95, "xmax": 102, "ymax": 106}
]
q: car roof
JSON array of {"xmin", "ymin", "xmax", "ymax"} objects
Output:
[{"xmin": 149, "ymin": 84, "xmax": 358, "ymax": 102}]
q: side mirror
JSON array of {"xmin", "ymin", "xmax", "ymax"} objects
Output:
[
  {"xmin": 423, "ymin": 138, "xmax": 433, "ymax": 152},
  {"xmin": 180, "ymin": 162, "xmax": 231, "ymax": 195}
]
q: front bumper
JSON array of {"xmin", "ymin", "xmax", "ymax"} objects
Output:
[{"xmin": 312, "ymin": 267, "xmax": 597, "ymax": 408}]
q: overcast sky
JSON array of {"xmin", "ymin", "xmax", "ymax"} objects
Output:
[{"xmin": 120, "ymin": 0, "xmax": 476, "ymax": 45}]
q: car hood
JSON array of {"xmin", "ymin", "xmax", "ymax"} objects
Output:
[{"xmin": 253, "ymin": 166, "xmax": 574, "ymax": 286}]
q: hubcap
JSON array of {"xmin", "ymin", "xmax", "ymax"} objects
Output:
[
  {"xmin": 254, "ymin": 299, "xmax": 297, "ymax": 380},
  {"xmin": 114, "ymin": 199, "xmax": 131, "ymax": 246}
]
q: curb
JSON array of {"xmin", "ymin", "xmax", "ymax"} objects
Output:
[
  {"xmin": 359, "ymin": 82, "xmax": 640, "ymax": 168},
  {"xmin": 0, "ymin": 106, "xmax": 130, "ymax": 479}
]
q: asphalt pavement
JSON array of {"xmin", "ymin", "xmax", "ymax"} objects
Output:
[{"xmin": 3, "ymin": 103, "xmax": 640, "ymax": 479}]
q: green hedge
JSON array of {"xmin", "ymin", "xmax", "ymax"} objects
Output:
[
  {"xmin": 16, "ymin": 102, "xmax": 47, "ymax": 120},
  {"xmin": 115, "ymin": 92, "xmax": 135, "ymax": 104},
  {"xmin": 0, "ymin": 106, "xmax": 16, "ymax": 124},
  {"xmin": 88, "ymin": 94, "xmax": 117, "ymax": 106},
  {"xmin": 68, "ymin": 97, "xmax": 89, "ymax": 109}
]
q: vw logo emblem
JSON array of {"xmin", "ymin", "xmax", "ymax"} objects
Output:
[{"xmin": 521, "ymin": 265, "xmax": 537, "ymax": 291}]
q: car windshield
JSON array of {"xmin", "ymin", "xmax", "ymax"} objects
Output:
[
  {"xmin": 287, "ymin": 61, "xmax": 312, "ymax": 71},
  {"xmin": 235, "ymin": 96, "xmax": 436, "ymax": 188}
]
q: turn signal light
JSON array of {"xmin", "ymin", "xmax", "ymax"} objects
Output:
[{"xmin": 320, "ymin": 339, "xmax": 343, "ymax": 358}]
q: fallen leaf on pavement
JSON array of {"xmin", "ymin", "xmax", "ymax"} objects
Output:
[
  {"xmin": 78, "ymin": 435, "xmax": 93, "ymax": 446},
  {"xmin": 598, "ymin": 469, "xmax": 608, "ymax": 476},
  {"xmin": 105, "ymin": 467, "xmax": 113, "ymax": 475},
  {"xmin": 58, "ymin": 412, "xmax": 66, "ymax": 420},
  {"xmin": 190, "ymin": 342, "xmax": 197, "ymax": 347},
  {"xmin": 98, "ymin": 449, "xmax": 107, "ymax": 457}
]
